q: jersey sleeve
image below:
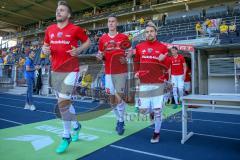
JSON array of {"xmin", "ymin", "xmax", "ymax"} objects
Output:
[
  {"xmin": 162, "ymin": 44, "xmax": 168, "ymax": 56},
  {"xmin": 163, "ymin": 56, "xmax": 171, "ymax": 69},
  {"xmin": 44, "ymin": 28, "xmax": 50, "ymax": 44},
  {"xmin": 134, "ymin": 45, "xmax": 140, "ymax": 73},
  {"xmin": 98, "ymin": 36, "xmax": 104, "ymax": 53},
  {"xmin": 76, "ymin": 27, "xmax": 88, "ymax": 43}
]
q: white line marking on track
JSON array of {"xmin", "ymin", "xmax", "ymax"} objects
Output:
[
  {"xmin": 0, "ymin": 104, "xmax": 55, "ymax": 115},
  {"xmin": 0, "ymin": 97, "xmax": 94, "ymax": 110},
  {"xmin": 0, "ymin": 97, "xmax": 54, "ymax": 105},
  {"xmin": 110, "ymin": 145, "xmax": 183, "ymax": 160},
  {"xmin": 148, "ymin": 127, "xmax": 240, "ymax": 141},
  {"xmin": 0, "ymin": 118, "xmax": 24, "ymax": 125},
  {"xmin": 192, "ymin": 118, "xmax": 240, "ymax": 125}
]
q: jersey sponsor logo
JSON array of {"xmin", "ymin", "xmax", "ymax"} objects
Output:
[
  {"xmin": 57, "ymin": 32, "xmax": 63, "ymax": 38},
  {"xmin": 50, "ymin": 33, "xmax": 54, "ymax": 39},
  {"xmin": 142, "ymin": 55, "xmax": 159, "ymax": 60},
  {"xmin": 103, "ymin": 40, "xmax": 125, "ymax": 51},
  {"xmin": 50, "ymin": 40, "xmax": 70, "ymax": 45}
]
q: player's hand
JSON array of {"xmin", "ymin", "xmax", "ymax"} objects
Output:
[
  {"xmin": 134, "ymin": 72, "xmax": 139, "ymax": 79},
  {"xmin": 183, "ymin": 75, "xmax": 186, "ymax": 81},
  {"xmin": 66, "ymin": 46, "xmax": 81, "ymax": 57},
  {"xmin": 35, "ymin": 65, "xmax": 40, "ymax": 70},
  {"xmin": 119, "ymin": 57, "xmax": 127, "ymax": 64},
  {"xmin": 42, "ymin": 45, "xmax": 51, "ymax": 55},
  {"xmin": 158, "ymin": 54, "xmax": 166, "ymax": 61},
  {"xmin": 126, "ymin": 49, "xmax": 134, "ymax": 58},
  {"xmin": 96, "ymin": 53, "xmax": 103, "ymax": 61}
]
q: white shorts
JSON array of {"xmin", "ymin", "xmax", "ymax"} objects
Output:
[
  {"xmin": 171, "ymin": 75, "xmax": 184, "ymax": 89},
  {"xmin": 51, "ymin": 71, "xmax": 80, "ymax": 99},
  {"xmin": 138, "ymin": 84, "xmax": 164, "ymax": 109},
  {"xmin": 184, "ymin": 82, "xmax": 191, "ymax": 92},
  {"xmin": 105, "ymin": 73, "xmax": 127, "ymax": 95}
]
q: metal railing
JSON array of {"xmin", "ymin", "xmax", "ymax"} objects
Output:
[{"xmin": 0, "ymin": 64, "xmax": 16, "ymax": 89}]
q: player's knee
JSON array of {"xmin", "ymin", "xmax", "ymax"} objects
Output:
[
  {"xmin": 173, "ymin": 87, "xmax": 178, "ymax": 96},
  {"xmin": 153, "ymin": 108, "xmax": 162, "ymax": 118}
]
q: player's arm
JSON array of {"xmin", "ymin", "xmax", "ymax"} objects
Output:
[
  {"xmin": 67, "ymin": 27, "xmax": 91, "ymax": 57},
  {"xmin": 96, "ymin": 50, "xmax": 104, "ymax": 61},
  {"xmin": 158, "ymin": 48, "xmax": 168, "ymax": 62},
  {"xmin": 42, "ymin": 42, "xmax": 51, "ymax": 55},
  {"xmin": 42, "ymin": 28, "xmax": 51, "ymax": 55},
  {"xmin": 67, "ymin": 38, "xmax": 91, "ymax": 57},
  {"xmin": 96, "ymin": 36, "xmax": 105, "ymax": 61},
  {"xmin": 183, "ymin": 62, "xmax": 187, "ymax": 80},
  {"xmin": 168, "ymin": 67, "xmax": 171, "ymax": 81},
  {"xmin": 77, "ymin": 38, "xmax": 91, "ymax": 54},
  {"xmin": 182, "ymin": 56, "xmax": 187, "ymax": 80},
  {"xmin": 165, "ymin": 57, "xmax": 172, "ymax": 81},
  {"xmin": 134, "ymin": 46, "xmax": 140, "ymax": 78}
]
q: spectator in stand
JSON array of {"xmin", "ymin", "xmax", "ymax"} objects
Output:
[
  {"xmin": 17, "ymin": 57, "xmax": 26, "ymax": 81},
  {"xmin": 94, "ymin": 34, "xmax": 99, "ymax": 43},
  {"xmin": 195, "ymin": 21, "xmax": 203, "ymax": 37},
  {"xmin": 204, "ymin": 18, "xmax": 213, "ymax": 37},
  {"xmin": 139, "ymin": 17, "xmax": 145, "ymax": 28},
  {"xmin": 220, "ymin": 21, "xmax": 229, "ymax": 35},
  {"xmin": 5, "ymin": 52, "xmax": 15, "ymax": 78},
  {"xmin": 0, "ymin": 55, "xmax": 3, "ymax": 77},
  {"xmin": 80, "ymin": 73, "xmax": 93, "ymax": 96},
  {"xmin": 128, "ymin": 33, "xmax": 133, "ymax": 41},
  {"xmin": 229, "ymin": 21, "xmax": 236, "ymax": 33},
  {"xmin": 127, "ymin": 21, "xmax": 132, "ymax": 31}
]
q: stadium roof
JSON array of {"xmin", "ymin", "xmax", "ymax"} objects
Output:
[{"xmin": 0, "ymin": 0, "xmax": 119, "ymax": 33}]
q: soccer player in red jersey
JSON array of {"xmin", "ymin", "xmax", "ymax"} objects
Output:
[
  {"xmin": 168, "ymin": 47, "xmax": 187, "ymax": 109},
  {"xmin": 134, "ymin": 22, "xmax": 169, "ymax": 143},
  {"xmin": 96, "ymin": 14, "xmax": 131, "ymax": 135},
  {"xmin": 42, "ymin": 1, "xmax": 90, "ymax": 153}
]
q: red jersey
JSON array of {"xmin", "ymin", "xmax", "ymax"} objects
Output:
[
  {"xmin": 44, "ymin": 23, "xmax": 88, "ymax": 72},
  {"xmin": 98, "ymin": 33, "xmax": 129, "ymax": 74},
  {"xmin": 168, "ymin": 54, "xmax": 186, "ymax": 75},
  {"xmin": 134, "ymin": 40, "xmax": 169, "ymax": 84},
  {"xmin": 185, "ymin": 67, "xmax": 191, "ymax": 82}
]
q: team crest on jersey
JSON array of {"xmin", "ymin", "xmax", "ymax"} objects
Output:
[
  {"xmin": 57, "ymin": 32, "xmax": 63, "ymax": 38},
  {"xmin": 147, "ymin": 48, "xmax": 153, "ymax": 53},
  {"xmin": 142, "ymin": 49, "xmax": 146, "ymax": 54},
  {"xmin": 50, "ymin": 33, "xmax": 55, "ymax": 39}
]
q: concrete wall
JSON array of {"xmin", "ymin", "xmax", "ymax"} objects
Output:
[{"xmin": 208, "ymin": 76, "xmax": 237, "ymax": 94}]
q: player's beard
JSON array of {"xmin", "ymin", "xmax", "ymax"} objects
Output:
[
  {"xmin": 147, "ymin": 35, "xmax": 155, "ymax": 42},
  {"xmin": 56, "ymin": 16, "xmax": 68, "ymax": 23}
]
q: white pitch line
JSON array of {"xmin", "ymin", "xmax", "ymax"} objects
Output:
[
  {"xmin": 0, "ymin": 97, "xmax": 54, "ymax": 105},
  {"xmin": 110, "ymin": 145, "xmax": 183, "ymax": 160},
  {"xmin": 192, "ymin": 118, "xmax": 240, "ymax": 125},
  {"xmin": 0, "ymin": 118, "xmax": 24, "ymax": 125},
  {"xmin": 0, "ymin": 97, "xmax": 92, "ymax": 110},
  {"xmin": 148, "ymin": 128, "xmax": 240, "ymax": 141},
  {"xmin": 0, "ymin": 103, "xmax": 55, "ymax": 114}
]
